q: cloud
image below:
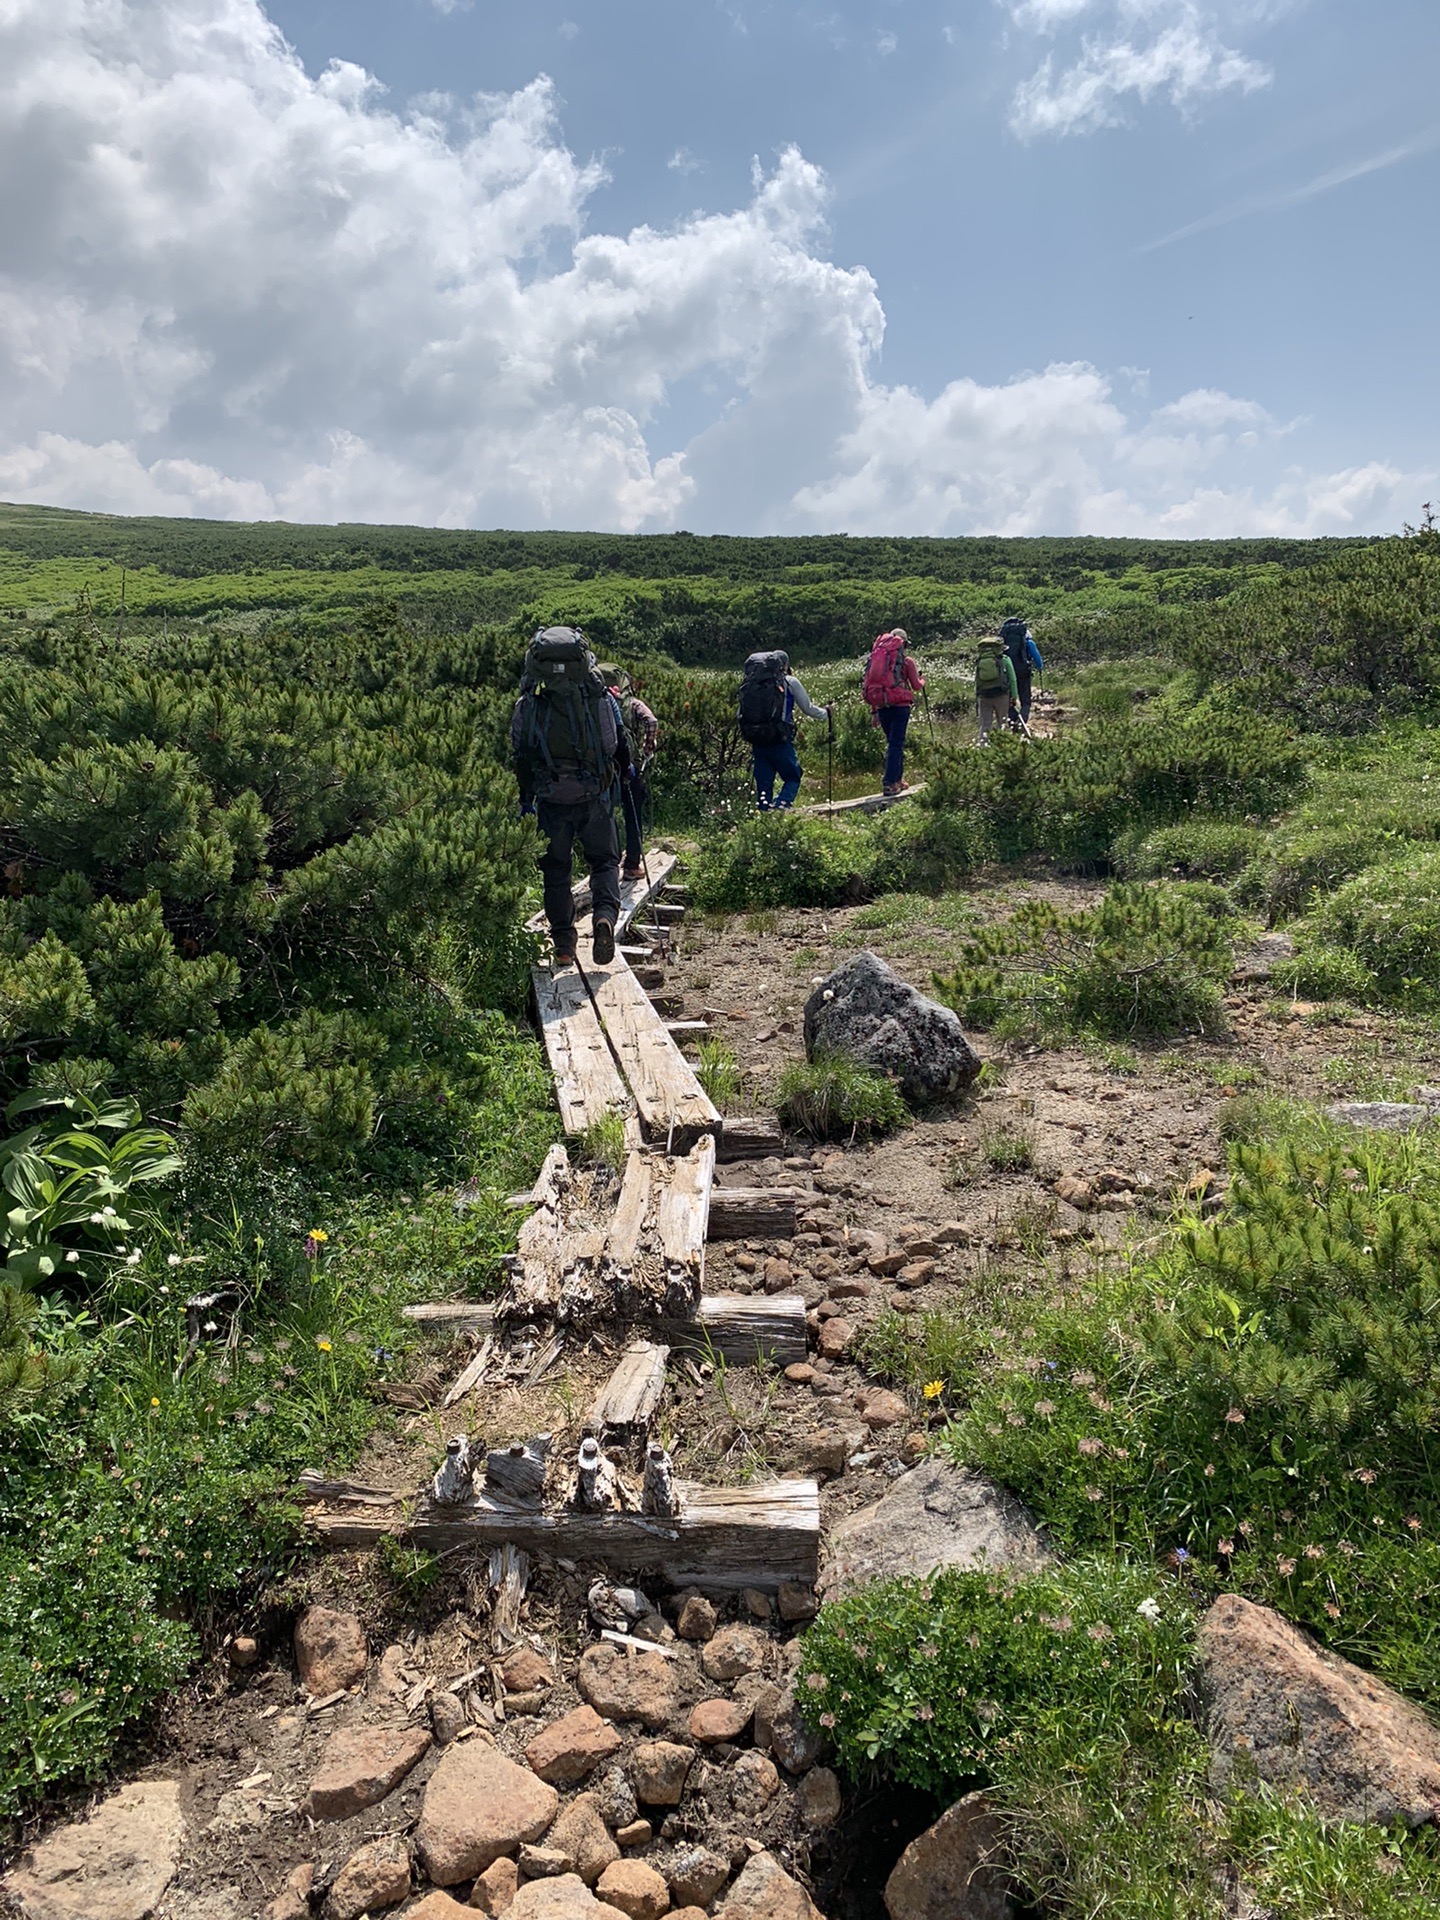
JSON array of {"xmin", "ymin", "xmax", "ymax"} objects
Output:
[
  {"xmin": 667, "ymin": 146, "xmax": 702, "ymax": 174},
  {"xmin": 1007, "ymin": 2, "xmax": 1271, "ymax": 137},
  {"xmin": 876, "ymin": 30, "xmax": 898, "ymax": 55},
  {"xmin": 0, "ymin": 0, "xmax": 1422, "ymax": 538}
]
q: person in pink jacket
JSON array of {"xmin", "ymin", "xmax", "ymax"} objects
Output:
[{"xmin": 862, "ymin": 628, "xmax": 925, "ymax": 795}]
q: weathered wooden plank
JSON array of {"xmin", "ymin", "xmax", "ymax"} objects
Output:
[
  {"xmin": 706, "ymin": 1187, "xmax": 801, "ymax": 1241},
  {"xmin": 591, "ymin": 1342, "xmax": 670, "ymax": 1436},
  {"xmin": 717, "ymin": 1116, "xmax": 785, "ymax": 1161},
  {"xmin": 657, "ymin": 1134, "xmax": 715, "ymax": 1271},
  {"xmin": 663, "ymin": 1293, "xmax": 808, "ymax": 1368},
  {"xmin": 796, "ymin": 782, "xmax": 927, "ymax": 818},
  {"xmin": 301, "ymin": 1476, "xmax": 821, "ymax": 1592},
  {"xmin": 588, "ymin": 965, "xmax": 720, "ymax": 1147},
  {"xmin": 532, "ymin": 966, "xmax": 632, "ymax": 1135},
  {"xmin": 524, "ymin": 851, "xmax": 677, "ymax": 939},
  {"xmin": 402, "ymin": 1301, "xmax": 494, "ymax": 1336},
  {"xmin": 608, "ymin": 1151, "xmax": 656, "ymax": 1270}
]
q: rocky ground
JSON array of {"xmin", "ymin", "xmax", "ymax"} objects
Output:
[{"xmin": 6, "ymin": 869, "xmax": 1440, "ymax": 1920}]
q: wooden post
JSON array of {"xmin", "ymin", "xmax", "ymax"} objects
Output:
[
  {"xmin": 661, "ymin": 1293, "xmax": 807, "ymax": 1367},
  {"xmin": 717, "ymin": 1116, "xmax": 785, "ymax": 1161}
]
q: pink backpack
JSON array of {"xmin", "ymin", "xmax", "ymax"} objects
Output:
[{"xmin": 863, "ymin": 631, "xmax": 907, "ymax": 709}]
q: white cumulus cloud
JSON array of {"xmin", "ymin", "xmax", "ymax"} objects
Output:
[
  {"xmin": 1007, "ymin": 1, "xmax": 1272, "ymax": 137},
  {"xmin": 0, "ymin": 0, "xmax": 1421, "ymax": 537}
]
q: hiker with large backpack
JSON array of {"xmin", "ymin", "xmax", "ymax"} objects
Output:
[
  {"xmin": 862, "ymin": 627, "xmax": 925, "ymax": 796},
  {"xmin": 736, "ymin": 650, "xmax": 832, "ymax": 810},
  {"xmin": 512, "ymin": 626, "xmax": 629, "ymax": 967},
  {"xmin": 597, "ymin": 663, "xmax": 659, "ymax": 881},
  {"xmin": 1000, "ymin": 616, "xmax": 1044, "ymax": 725},
  {"xmin": 974, "ymin": 633, "xmax": 1019, "ymax": 744}
]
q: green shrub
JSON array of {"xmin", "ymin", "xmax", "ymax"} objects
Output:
[
  {"xmin": 1239, "ymin": 822, "xmax": 1398, "ymax": 919},
  {"xmin": 941, "ymin": 1126, "xmax": 1440, "ymax": 1698},
  {"xmin": 774, "ymin": 1052, "xmax": 909, "ymax": 1139},
  {"xmin": 936, "ymin": 882, "xmax": 1234, "ymax": 1042},
  {"xmin": 689, "ymin": 812, "xmax": 871, "ymax": 912},
  {"xmin": 1305, "ymin": 847, "xmax": 1440, "ymax": 1001},
  {"xmin": 800, "ymin": 1558, "xmax": 1194, "ymax": 1793},
  {"xmin": 1272, "ymin": 943, "xmax": 1378, "ymax": 1004},
  {"xmin": 867, "ymin": 803, "xmax": 980, "ymax": 893},
  {"xmin": 695, "ymin": 1039, "xmax": 743, "ymax": 1111},
  {"xmin": 1120, "ymin": 819, "xmax": 1266, "ymax": 882}
]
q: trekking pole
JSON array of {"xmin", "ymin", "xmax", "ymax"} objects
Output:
[
  {"xmin": 827, "ymin": 707, "xmax": 835, "ymax": 816},
  {"xmin": 921, "ymin": 682, "xmax": 937, "ymax": 756}
]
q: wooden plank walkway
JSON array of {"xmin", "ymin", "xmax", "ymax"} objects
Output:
[
  {"xmin": 796, "ymin": 782, "xmax": 926, "ymax": 818},
  {"xmin": 300, "ymin": 1471, "xmax": 821, "ymax": 1592}
]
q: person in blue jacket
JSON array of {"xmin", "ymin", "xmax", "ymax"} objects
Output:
[{"xmin": 999, "ymin": 617, "xmax": 1044, "ymax": 726}]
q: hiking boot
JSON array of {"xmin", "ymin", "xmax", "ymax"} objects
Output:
[
  {"xmin": 552, "ymin": 944, "xmax": 576, "ymax": 968},
  {"xmin": 622, "ymin": 865, "xmax": 644, "ymax": 882},
  {"xmin": 591, "ymin": 918, "xmax": 616, "ymax": 966}
]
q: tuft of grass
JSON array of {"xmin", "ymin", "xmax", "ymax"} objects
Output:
[
  {"xmin": 775, "ymin": 1051, "xmax": 908, "ymax": 1140},
  {"xmin": 576, "ymin": 1109, "xmax": 627, "ymax": 1173},
  {"xmin": 695, "ymin": 1038, "xmax": 743, "ymax": 1111},
  {"xmin": 979, "ymin": 1118, "xmax": 1037, "ymax": 1174}
]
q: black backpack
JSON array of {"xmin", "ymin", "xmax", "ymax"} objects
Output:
[
  {"xmin": 518, "ymin": 628, "xmax": 613, "ymax": 796},
  {"xmin": 737, "ymin": 651, "xmax": 791, "ymax": 745},
  {"xmin": 1000, "ymin": 618, "xmax": 1029, "ymax": 670}
]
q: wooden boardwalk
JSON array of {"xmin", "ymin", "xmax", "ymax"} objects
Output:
[{"xmin": 795, "ymin": 781, "xmax": 927, "ymax": 818}]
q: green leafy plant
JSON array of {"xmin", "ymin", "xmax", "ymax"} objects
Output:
[
  {"xmin": 695, "ymin": 1039, "xmax": 743, "ymax": 1111},
  {"xmin": 774, "ymin": 1052, "xmax": 908, "ymax": 1140},
  {"xmin": 0, "ymin": 1089, "xmax": 181, "ymax": 1285}
]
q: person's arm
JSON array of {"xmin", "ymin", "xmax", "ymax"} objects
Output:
[
  {"xmin": 904, "ymin": 657, "xmax": 924, "ymax": 692},
  {"xmin": 1027, "ymin": 637, "xmax": 1044, "ymax": 672},
  {"xmin": 1004, "ymin": 657, "xmax": 1018, "ymax": 700},
  {"xmin": 632, "ymin": 696, "xmax": 659, "ymax": 750},
  {"xmin": 511, "ymin": 698, "xmax": 534, "ymax": 811},
  {"xmin": 785, "ymin": 674, "xmax": 829, "ymax": 721},
  {"xmin": 605, "ymin": 692, "xmax": 629, "ymax": 774}
]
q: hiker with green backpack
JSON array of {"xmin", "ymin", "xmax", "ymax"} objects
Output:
[
  {"xmin": 512, "ymin": 626, "xmax": 630, "ymax": 967},
  {"xmin": 975, "ymin": 633, "xmax": 1019, "ymax": 744}
]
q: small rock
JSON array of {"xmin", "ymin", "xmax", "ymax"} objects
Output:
[
  {"xmin": 866, "ymin": 1250, "xmax": 908, "ymax": 1277},
  {"xmin": 768, "ymin": 1690, "xmax": 823, "ymax": 1775},
  {"xmin": 549, "ymin": 1795, "xmax": 621, "ymax": 1886},
  {"xmin": 509, "ymin": 1881, "xmax": 630, "ymax": 1920},
  {"xmin": 304, "ymin": 1725, "xmax": 432, "ymax": 1821},
  {"xmin": 901, "ymin": 1432, "xmax": 928, "ymax": 1466},
  {"xmin": 294, "ymin": 1606, "xmax": 367, "ymax": 1696},
  {"xmin": 784, "ymin": 1363, "xmax": 815, "ymax": 1385},
  {"xmin": 407, "ymin": 1897, "xmax": 473, "ymax": 1920},
  {"xmin": 629, "ymin": 1741, "xmax": 694, "ymax": 1807},
  {"xmin": 701, "ymin": 1624, "xmax": 767, "ymax": 1682},
  {"xmin": 675, "ymin": 1593, "xmax": 717, "ymax": 1642},
  {"xmin": 527, "ymin": 1704, "xmax": 625, "ymax": 1785},
  {"xmin": 735, "ymin": 1253, "xmax": 758, "ymax": 1273},
  {"xmin": 829, "ymin": 1278, "xmax": 871, "ymax": 1300},
  {"xmin": 804, "ymin": 1430, "xmax": 853, "ymax": 1476},
  {"xmin": 797, "ymin": 1768, "xmax": 842, "ymax": 1830},
  {"xmin": 747, "ymin": 1682, "xmax": 784, "ymax": 1755},
  {"xmin": 670, "ymin": 1910, "xmax": 709, "ymax": 1920},
  {"xmin": 503, "ymin": 1646, "xmax": 557, "ymax": 1694},
  {"xmin": 763, "ymin": 1259, "xmax": 795, "ymax": 1293},
  {"xmin": 596, "ymin": 1860, "xmax": 671, "ymax": 1920},
  {"xmin": 667, "ymin": 1846, "xmax": 730, "ymax": 1908},
  {"xmin": 616, "ymin": 1821, "xmax": 653, "ymax": 1849},
  {"xmin": 716, "ymin": 1851, "xmax": 823, "ymax": 1920},
  {"xmin": 777, "ymin": 1583, "xmax": 817, "ymax": 1624},
  {"xmin": 1052, "ymin": 1174, "xmax": 1094, "ymax": 1210},
  {"xmin": 894, "ymin": 1260, "xmax": 936, "ymax": 1290},
  {"xmin": 690, "ymin": 1698, "xmax": 753, "ymax": 1744},
  {"xmin": 228, "ymin": 1635, "xmax": 259, "ymax": 1669},
  {"xmin": 432, "ymin": 1693, "xmax": 467, "ymax": 1745},
  {"xmin": 416, "ymin": 1743, "xmax": 559, "ymax": 1886},
  {"xmin": 519, "ymin": 1847, "xmax": 572, "ymax": 1880},
  {"xmin": 471, "ymin": 1858, "xmax": 521, "ymax": 1917},
  {"xmin": 1093, "ymin": 1167, "xmax": 1135, "ymax": 1194},
  {"xmin": 269, "ymin": 1863, "xmax": 315, "ymax": 1920},
  {"xmin": 592, "ymin": 1768, "xmax": 639, "ymax": 1831},
  {"xmin": 884, "ymin": 1792, "xmax": 1013, "ymax": 1920},
  {"xmin": 578, "ymin": 1644, "xmax": 678, "ymax": 1730},
  {"xmin": 742, "ymin": 1588, "xmax": 772, "ymax": 1621},
  {"xmin": 855, "ymin": 1388, "xmax": 908, "ymax": 1429},
  {"xmin": 376, "ymin": 1643, "xmax": 414, "ymax": 1698},
  {"xmin": 730, "ymin": 1751, "xmax": 781, "ymax": 1809},
  {"xmin": 933, "ymin": 1222, "xmax": 970, "ymax": 1246},
  {"xmin": 324, "ymin": 1835, "xmax": 411, "ymax": 1920},
  {"xmin": 816, "ymin": 1317, "xmax": 854, "ymax": 1359}
]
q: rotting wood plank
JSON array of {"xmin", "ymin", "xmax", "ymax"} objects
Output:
[
  {"xmin": 662, "ymin": 1292, "xmax": 808, "ymax": 1368},
  {"xmin": 588, "ymin": 964, "xmax": 719, "ymax": 1147},
  {"xmin": 402, "ymin": 1301, "xmax": 493, "ymax": 1336},
  {"xmin": 795, "ymin": 783, "xmax": 927, "ymax": 818},
  {"xmin": 706, "ymin": 1187, "xmax": 801, "ymax": 1241},
  {"xmin": 607, "ymin": 1151, "xmax": 656, "ymax": 1271},
  {"xmin": 590, "ymin": 1341, "xmax": 669, "ymax": 1437},
  {"xmin": 716, "ymin": 1116, "xmax": 785, "ymax": 1161},
  {"xmin": 526, "ymin": 851, "xmax": 677, "ymax": 940},
  {"xmin": 299, "ymin": 1473, "xmax": 820, "ymax": 1592},
  {"xmin": 657, "ymin": 1134, "xmax": 714, "ymax": 1275}
]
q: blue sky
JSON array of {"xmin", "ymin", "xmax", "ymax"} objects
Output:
[{"xmin": 1, "ymin": 0, "xmax": 1435, "ymax": 534}]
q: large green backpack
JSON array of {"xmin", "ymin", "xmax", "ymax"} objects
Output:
[
  {"xmin": 519, "ymin": 628, "xmax": 613, "ymax": 795},
  {"xmin": 975, "ymin": 638, "xmax": 1009, "ymax": 698}
]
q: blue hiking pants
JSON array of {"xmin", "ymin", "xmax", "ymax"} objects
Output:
[
  {"xmin": 752, "ymin": 738, "xmax": 804, "ymax": 809},
  {"xmin": 877, "ymin": 704, "xmax": 911, "ymax": 787}
]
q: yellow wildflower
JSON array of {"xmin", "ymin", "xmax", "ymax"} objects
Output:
[
  {"xmin": 922, "ymin": 1379, "xmax": 945, "ymax": 1400},
  {"xmin": 307, "ymin": 1228, "xmax": 328, "ymax": 1244},
  {"xmin": 316, "ymin": 1338, "xmax": 333, "ymax": 1353},
  {"xmin": 150, "ymin": 1396, "xmax": 160, "ymax": 1408}
]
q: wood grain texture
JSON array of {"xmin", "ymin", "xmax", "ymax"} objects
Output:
[
  {"xmin": 590, "ymin": 1342, "xmax": 670, "ymax": 1435},
  {"xmin": 706, "ymin": 1187, "xmax": 801, "ymax": 1241}
]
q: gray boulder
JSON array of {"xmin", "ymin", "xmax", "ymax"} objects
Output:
[
  {"xmin": 1327, "ymin": 1100, "xmax": 1440, "ymax": 1133},
  {"xmin": 803, "ymin": 952, "xmax": 981, "ymax": 1104},
  {"xmin": 885, "ymin": 1793, "xmax": 1015, "ymax": 1920},
  {"xmin": 820, "ymin": 1461, "xmax": 1051, "ymax": 1599}
]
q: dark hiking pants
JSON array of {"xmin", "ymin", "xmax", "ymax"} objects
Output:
[
  {"xmin": 1014, "ymin": 667, "xmax": 1033, "ymax": 723},
  {"xmin": 877, "ymin": 704, "xmax": 911, "ymax": 787},
  {"xmin": 537, "ymin": 794, "xmax": 621, "ymax": 950}
]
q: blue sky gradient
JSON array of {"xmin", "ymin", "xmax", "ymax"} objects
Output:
[{"xmin": 2, "ymin": 0, "xmax": 1435, "ymax": 533}]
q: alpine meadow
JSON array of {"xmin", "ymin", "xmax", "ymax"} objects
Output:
[{"xmin": 4, "ymin": 501, "xmax": 1440, "ymax": 1918}]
